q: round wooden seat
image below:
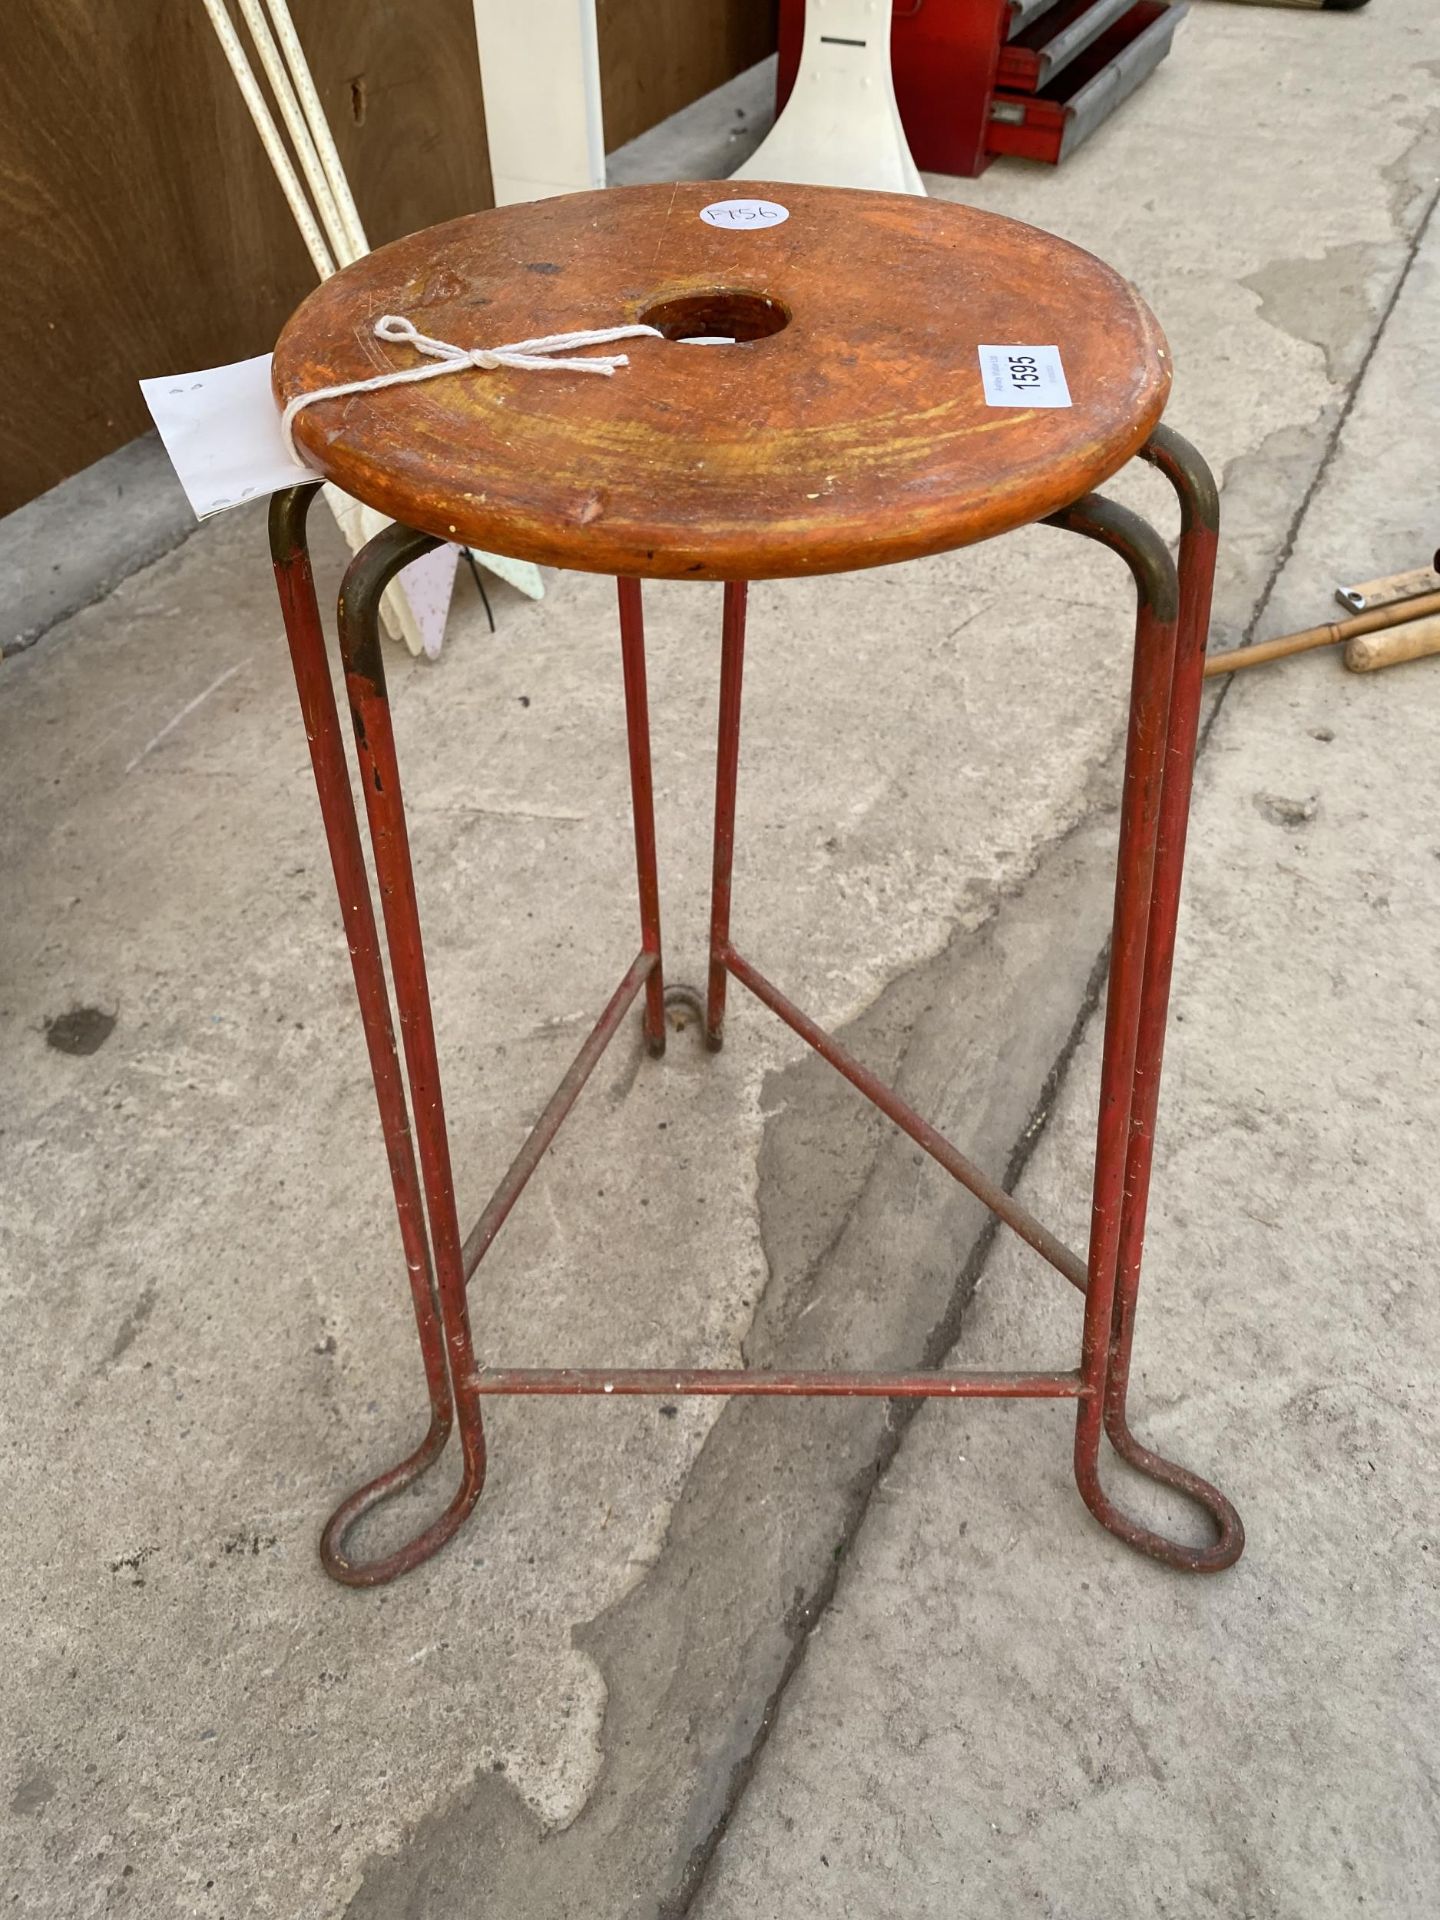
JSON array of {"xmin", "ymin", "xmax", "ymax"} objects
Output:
[{"xmin": 272, "ymin": 181, "xmax": 1170, "ymax": 582}]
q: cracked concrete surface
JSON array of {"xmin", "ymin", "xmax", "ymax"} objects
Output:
[
  {"xmin": 2, "ymin": 3, "xmax": 1437, "ymax": 1915},
  {"xmin": 693, "ymin": 172, "xmax": 1440, "ymax": 1920}
]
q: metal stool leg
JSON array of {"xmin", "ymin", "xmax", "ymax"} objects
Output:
[
  {"xmin": 270, "ymin": 488, "xmax": 467, "ymax": 1585},
  {"xmin": 1049, "ymin": 482, "xmax": 1243, "ymax": 1572},
  {"xmin": 1099, "ymin": 428, "xmax": 1244, "ymax": 1569},
  {"xmin": 326, "ymin": 520, "xmax": 489, "ymax": 1584},
  {"xmin": 618, "ymin": 579, "xmax": 667, "ymax": 1056},
  {"xmin": 705, "ymin": 583, "xmax": 749, "ymax": 1050}
]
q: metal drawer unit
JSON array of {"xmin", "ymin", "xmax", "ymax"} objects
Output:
[
  {"xmin": 989, "ymin": 2, "xmax": 1189, "ymax": 164},
  {"xmin": 776, "ymin": 0, "xmax": 1190, "ymax": 179},
  {"xmin": 998, "ymin": 0, "xmax": 1147, "ymax": 92}
]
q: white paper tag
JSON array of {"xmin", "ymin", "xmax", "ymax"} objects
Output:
[
  {"xmin": 977, "ymin": 345, "xmax": 1072, "ymax": 409},
  {"xmin": 139, "ymin": 353, "xmax": 313, "ymax": 520},
  {"xmin": 700, "ymin": 198, "xmax": 789, "ymax": 230}
]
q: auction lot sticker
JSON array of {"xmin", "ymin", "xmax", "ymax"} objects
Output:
[
  {"xmin": 978, "ymin": 345, "xmax": 1072, "ymax": 407},
  {"xmin": 700, "ymin": 199, "xmax": 790, "ymax": 230}
]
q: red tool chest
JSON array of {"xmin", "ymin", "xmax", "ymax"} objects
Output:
[{"xmin": 776, "ymin": 0, "xmax": 1190, "ymax": 178}]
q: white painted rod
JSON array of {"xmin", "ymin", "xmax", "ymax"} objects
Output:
[
  {"xmin": 198, "ymin": 0, "xmax": 336, "ymax": 279},
  {"xmin": 235, "ymin": 0, "xmax": 352, "ymax": 266},
  {"xmin": 263, "ymin": 0, "xmax": 369, "ymax": 260}
]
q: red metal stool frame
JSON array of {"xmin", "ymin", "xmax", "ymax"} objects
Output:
[{"xmin": 269, "ymin": 420, "xmax": 1242, "ymax": 1589}]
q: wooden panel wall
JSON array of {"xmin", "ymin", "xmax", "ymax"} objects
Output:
[
  {"xmin": 598, "ymin": 0, "xmax": 778, "ymax": 152},
  {"xmin": 0, "ymin": 0, "xmax": 492, "ymax": 514},
  {"xmin": 0, "ymin": 0, "xmax": 776, "ymax": 513}
]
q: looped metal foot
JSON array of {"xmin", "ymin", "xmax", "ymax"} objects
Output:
[
  {"xmin": 1077, "ymin": 1421, "xmax": 1245, "ymax": 1575},
  {"xmin": 662, "ymin": 981, "xmax": 710, "ymax": 1045},
  {"xmin": 320, "ymin": 1418, "xmax": 486, "ymax": 1589}
]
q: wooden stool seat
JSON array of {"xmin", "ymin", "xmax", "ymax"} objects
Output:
[{"xmin": 272, "ymin": 181, "xmax": 1170, "ymax": 581}]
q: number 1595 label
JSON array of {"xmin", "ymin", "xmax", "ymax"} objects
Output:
[{"xmin": 978, "ymin": 344, "xmax": 1072, "ymax": 408}]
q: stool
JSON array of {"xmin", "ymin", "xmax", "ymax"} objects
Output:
[{"xmin": 268, "ymin": 181, "xmax": 1243, "ymax": 1588}]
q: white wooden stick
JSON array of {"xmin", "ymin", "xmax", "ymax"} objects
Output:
[
  {"xmin": 235, "ymin": 0, "xmax": 352, "ymax": 266},
  {"xmin": 263, "ymin": 0, "xmax": 369, "ymax": 259},
  {"xmin": 204, "ymin": 0, "xmax": 490, "ymax": 653},
  {"xmin": 198, "ymin": 0, "xmax": 336, "ymax": 278}
]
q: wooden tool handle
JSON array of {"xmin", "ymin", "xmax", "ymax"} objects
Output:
[
  {"xmin": 1344, "ymin": 612, "xmax": 1440, "ymax": 673},
  {"xmin": 1336, "ymin": 565, "xmax": 1440, "ymax": 613},
  {"xmin": 1204, "ymin": 588, "xmax": 1440, "ymax": 677}
]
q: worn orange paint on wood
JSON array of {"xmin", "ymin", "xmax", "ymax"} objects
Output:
[{"xmin": 272, "ymin": 181, "xmax": 1171, "ymax": 581}]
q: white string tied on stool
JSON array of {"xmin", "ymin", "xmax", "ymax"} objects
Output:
[{"xmin": 280, "ymin": 312, "xmax": 664, "ymax": 461}]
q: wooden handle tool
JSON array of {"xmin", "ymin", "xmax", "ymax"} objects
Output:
[
  {"xmin": 1204, "ymin": 590, "xmax": 1440, "ymax": 677},
  {"xmin": 1336, "ymin": 565, "xmax": 1440, "ymax": 613},
  {"xmin": 1343, "ymin": 612, "xmax": 1440, "ymax": 673}
]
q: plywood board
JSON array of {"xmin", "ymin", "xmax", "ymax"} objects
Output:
[
  {"xmin": 0, "ymin": 0, "xmax": 492, "ymax": 512},
  {"xmin": 597, "ymin": 0, "xmax": 777, "ymax": 151}
]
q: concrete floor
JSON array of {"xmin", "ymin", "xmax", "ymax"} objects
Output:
[{"xmin": 2, "ymin": 4, "xmax": 1437, "ymax": 1915}]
